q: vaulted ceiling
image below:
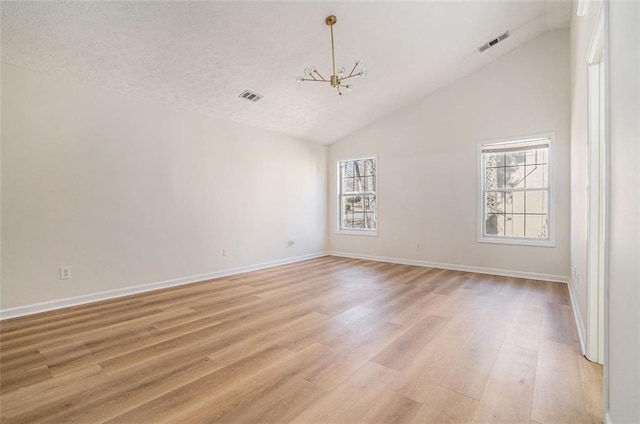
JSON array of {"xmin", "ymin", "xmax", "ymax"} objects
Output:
[{"xmin": 1, "ymin": 1, "xmax": 571, "ymax": 144}]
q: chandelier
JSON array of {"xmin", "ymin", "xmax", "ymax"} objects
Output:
[{"xmin": 296, "ymin": 15, "xmax": 366, "ymax": 96}]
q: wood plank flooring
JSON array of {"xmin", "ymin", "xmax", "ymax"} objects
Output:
[{"xmin": 0, "ymin": 256, "xmax": 603, "ymax": 423}]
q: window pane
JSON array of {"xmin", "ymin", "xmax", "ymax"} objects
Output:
[
  {"xmin": 484, "ymin": 153, "xmax": 499, "ymax": 168},
  {"xmin": 485, "ymin": 192, "xmax": 504, "ymax": 214},
  {"xmin": 525, "ymin": 148, "xmax": 548, "ymax": 165},
  {"xmin": 351, "ymin": 175, "xmax": 361, "ymax": 192},
  {"xmin": 341, "ymin": 195, "xmax": 358, "ymax": 228},
  {"xmin": 343, "ymin": 176, "xmax": 354, "ymax": 193},
  {"xmin": 505, "ymin": 214, "xmax": 525, "ymax": 237},
  {"xmin": 525, "ymin": 164, "xmax": 547, "ymax": 188},
  {"xmin": 365, "ymin": 159, "xmax": 375, "ymax": 176},
  {"xmin": 365, "ymin": 176, "xmax": 375, "ymax": 192},
  {"xmin": 365, "ymin": 214, "xmax": 376, "ymax": 229},
  {"xmin": 504, "ymin": 213, "xmax": 513, "ymax": 236},
  {"xmin": 342, "ymin": 195, "xmax": 376, "ymax": 229},
  {"xmin": 506, "ymin": 165, "xmax": 526, "ymax": 189},
  {"xmin": 510, "ymin": 191, "xmax": 525, "ymax": 214},
  {"xmin": 344, "ymin": 161, "xmax": 353, "ymax": 177},
  {"xmin": 505, "ymin": 151, "xmax": 525, "ymax": 166},
  {"xmin": 512, "ymin": 214, "xmax": 525, "ymax": 237},
  {"xmin": 485, "ymin": 166, "xmax": 499, "ymax": 190},
  {"xmin": 526, "ymin": 215, "xmax": 548, "ymax": 238},
  {"xmin": 485, "ymin": 213, "xmax": 503, "ymax": 235},
  {"xmin": 494, "ymin": 167, "xmax": 506, "ymax": 188},
  {"xmin": 504, "ymin": 192, "xmax": 514, "ymax": 212},
  {"xmin": 362, "ymin": 195, "xmax": 376, "ymax": 211},
  {"xmin": 526, "ymin": 190, "xmax": 547, "ymax": 214}
]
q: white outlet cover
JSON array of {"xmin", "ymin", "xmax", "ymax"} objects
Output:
[{"xmin": 60, "ymin": 266, "xmax": 71, "ymax": 279}]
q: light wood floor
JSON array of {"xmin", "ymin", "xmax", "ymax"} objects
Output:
[{"xmin": 0, "ymin": 256, "xmax": 602, "ymax": 424}]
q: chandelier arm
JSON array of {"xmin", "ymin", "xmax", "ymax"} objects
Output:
[
  {"xmin": 347, "ymin": 62, "xmax": 359, "ymax": 77},
  {"xmin": 301, "ymin": 78, "xmax": 330, "ymax": 83},
  {"xmin": 339, "ymin": 72, "xmax": 364, "ymax": 81},
  {"xmin": 313, "ymin": 70, "xmax": 327, "ymax": 81}
]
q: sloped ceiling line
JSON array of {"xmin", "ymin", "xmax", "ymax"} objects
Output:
[{"xmin": 0, "ymin": 1, "xmax": 571, "ymax": 144}]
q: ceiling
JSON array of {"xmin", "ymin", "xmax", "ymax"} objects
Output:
[{"xmin": 1, "ymin": 1, "xmax": 571, "ymax": 144}]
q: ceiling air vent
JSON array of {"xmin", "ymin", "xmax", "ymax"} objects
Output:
[
  {"xmin": 238, "ymin": 90, "xmax": 263, "ymax": 102},
  {"xmin": 478, "ymin": 30, "xmax": 510, "ymax": 53}
]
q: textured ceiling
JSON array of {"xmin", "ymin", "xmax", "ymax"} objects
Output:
[{"xmin": 1, "ymin": 1, "xmax": 571, "ymax": 144}]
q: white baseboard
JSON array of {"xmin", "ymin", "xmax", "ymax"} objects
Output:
[
  {"xmin": 567, "ymin": 277, "xmax": 588, "ymax": 357},
  {"xmin": 1, "ymin": 251, "xmax": 572, "ymax": 320},
  {"xmin": 327, "ymin": 251, "xmax": 570, "ymax": 283},
  {"xmin": 605, "ymin": 411, "xmax": 620, "ymax": 424},
  {"xmin": 0, "ymin": 252, "xmax": 329, "ymax": 320}
]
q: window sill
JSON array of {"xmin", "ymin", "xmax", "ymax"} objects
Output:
[
  {"xmin": 478, "ymin": 236, "xmax": 555, "ymax": 247},
  {"xmin": 335, "ymin": 229, "xmax": 378, "ymax": 237}
]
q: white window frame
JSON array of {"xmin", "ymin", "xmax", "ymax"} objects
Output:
[
  {"xmin": 477, "ymin": 133, "xmax": 556, "ymax": 247},
  {"xmin": 336, "ymin": 155, "xmax": 378, "ymax": 236}
]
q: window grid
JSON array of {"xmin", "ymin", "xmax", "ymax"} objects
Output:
[
  {"xmin": 481, "ymin": 139, "xmax": 550, "ymax": 242},
  {"xmin": 338, "ymin": 157, "xmax": 377, "ymax": 232}
]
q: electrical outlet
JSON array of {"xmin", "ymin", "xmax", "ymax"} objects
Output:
[
  {"xmin": 222, "ymin": 248, "xmax": 230, "ymax": 256},
  {"xmin": 60, "ymin": 266, "xmax": 71, "ymax": 280},
  {"xmin": 288, "ymin": 239, "xmax": 295, "ymax": 247},
  {"xmin": 416, "ymin": 242, "xmax": 421, "ymax": 250}
]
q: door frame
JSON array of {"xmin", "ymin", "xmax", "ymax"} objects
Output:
[{"xmin": 585, "ymin": 1, "xmax": 607, "ymax": 365}]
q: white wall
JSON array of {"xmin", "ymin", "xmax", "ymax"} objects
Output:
[
  {"xmin": 328, "ymin": 30, "xmax": 571, "ymax": 280},
  {"xmin": 1, "ymin": 63, "xmax": 327, "ymax": 312},
  {"xmin": 607, "ymin": 1, "xmax": 640, "ymax": 422}
]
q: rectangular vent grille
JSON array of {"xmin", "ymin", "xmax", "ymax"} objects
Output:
[
  {"xmin": 239, "ymin": 90, "xmax": 263, "ymax": 102},
  {"xmin": 478, "ymin": 30, "xmax": 510, "ymax": 53}
]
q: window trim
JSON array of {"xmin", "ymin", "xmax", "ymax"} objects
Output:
[
  {"xmin": 477, "ymin": 132, "xmax": 556, "ymax": 247},
  {"xmin": 336, "ymin": 155, "xmax": 379, "ymax": 236}
]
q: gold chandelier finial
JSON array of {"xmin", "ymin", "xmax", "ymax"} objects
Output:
[{"xmin": 296, "ymin": 15, "xmax": 366, "ymax": 96}]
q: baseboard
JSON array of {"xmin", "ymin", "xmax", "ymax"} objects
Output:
[
  {"xmin": 327, "ymin": 251, "xmax": 570, "ymax": 283},
  {"xmin": 0, "ymin": 252, "xmax": 329, "ymax": 320},
  {"xmin": 1, "ymin": 251, "xmax": 572, "ymax": 320},
  {"xmin": 604, "ymin": 412, "xmax": 614, "ymax": 424},
  {"xmin": 567, "ymin": 277, "xmax": 588, "ymax": 357}
]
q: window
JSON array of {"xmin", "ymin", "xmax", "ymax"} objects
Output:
[
  {"xmin": 337, "ymin": 157, "xmax": 377, "ymax": 234},
  {"xmin": 478, "ymin": 134, "xmax": 554, "ymax": 246}
]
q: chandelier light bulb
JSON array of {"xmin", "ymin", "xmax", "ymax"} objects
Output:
[
  {"xmin": 338, "ymin": 67, "xmax": 345, "ymax": 78},
  {"xmin": 360, "ymin": 68, "xmax": 368, "ymax": 77},
  {"xmin": 296, "ymin": 75, "xmax": 303, "ymax": 84},
  {"xmin": 304, "ymin": 66, "xmax": 315, "ymax": 77}
]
